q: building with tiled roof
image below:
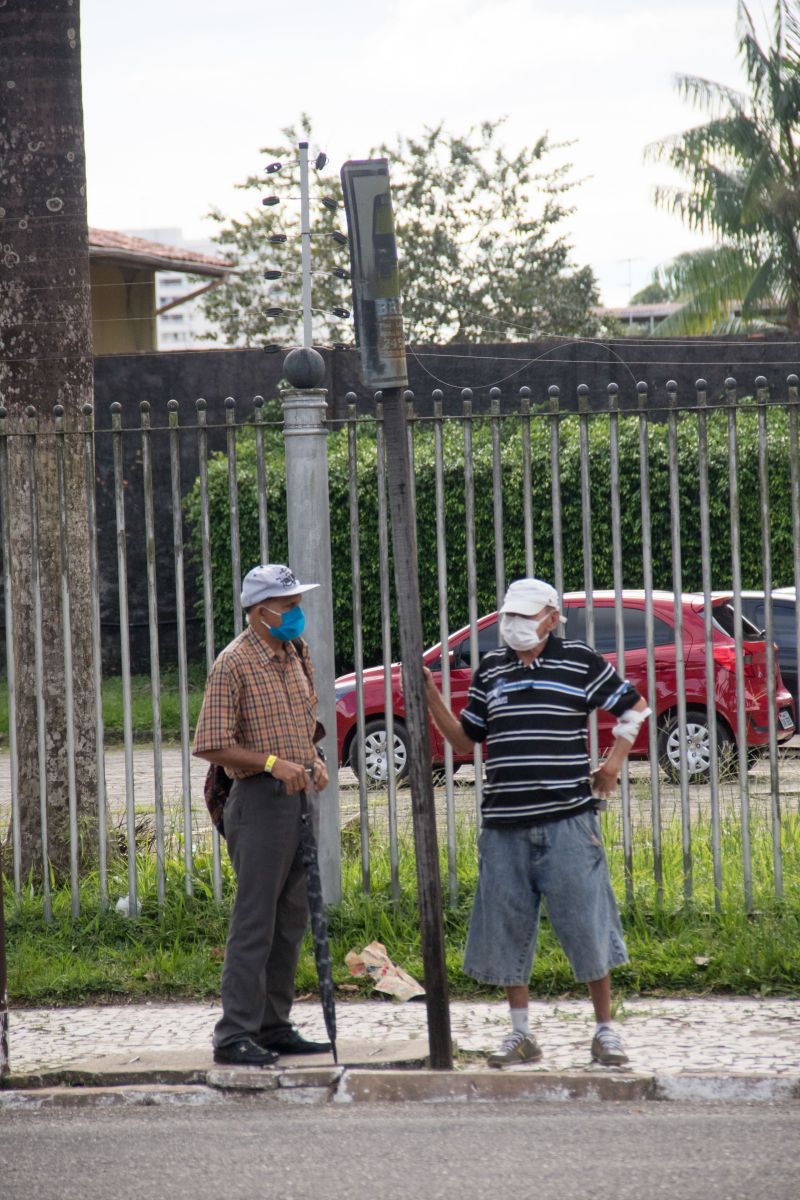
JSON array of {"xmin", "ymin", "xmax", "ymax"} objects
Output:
[{"xmin": 89, "ymin": 227, "xmax": 234, "ymax": 354}]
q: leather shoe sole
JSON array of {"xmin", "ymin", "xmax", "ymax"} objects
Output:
[{"xmin": 213, "ymin": 1037, "xmax": 279, "ymax": 1067}]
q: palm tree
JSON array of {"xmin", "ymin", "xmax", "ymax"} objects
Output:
[
  {"xmin": 647, "ymin": 1, "xmax": 800, "ymax": 335},
  {"xmin": 0, "ymin": 1, "xmax": 98, "ymax": 879}
]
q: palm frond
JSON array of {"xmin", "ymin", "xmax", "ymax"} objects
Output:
[
  {"xmin": 737, "ymin": 3, "xmax": 771, "ymax": 97},
  {"xmin": 739, "ymin": 253, "xmax": 780, "ymax": 314},
  {"xmin": 652, "ymin": 244, "xmax": 763, "ymax": 335},
  {"xmin": 673, "ymin": 73, "xmax": 746, "ymax": 114},
  {"xmin": 652, "ymin": 1, "xmax": 800, "ymax": 328}
]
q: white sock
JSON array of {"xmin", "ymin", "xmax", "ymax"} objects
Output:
[
  {"xmin": 510, "ymin": 1007, "xmax": 529, "ymax": 1036},
  {"xmin": 596, "ymin": 1020, "xmax": 614, "ymax": 1034}
]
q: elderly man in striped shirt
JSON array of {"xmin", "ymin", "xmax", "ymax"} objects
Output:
[
  {"xmin": 424, "ymin": 577, "xmax": 650, "ymax": 1068},
  {"xmin": 194, "ymin": 564, "xmax": 331, "ymax": 1067}
]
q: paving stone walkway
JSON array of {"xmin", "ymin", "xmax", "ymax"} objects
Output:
[{"xmin": 7, "ymin": 996, "xmax": 800, "ymax": 1078}]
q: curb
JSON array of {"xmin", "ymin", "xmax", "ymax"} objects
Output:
[{"xmin": 2, "ymin": 1067, "xmax": 798, "ymax": 1108}]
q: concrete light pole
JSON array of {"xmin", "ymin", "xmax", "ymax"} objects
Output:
[
  {"xmin": 266, "ymin": 141, "xmax": 341, "ymax": 901},
  {"xmin": 280, "ymin": 318, "xmax": 340, "ymax": 899}
]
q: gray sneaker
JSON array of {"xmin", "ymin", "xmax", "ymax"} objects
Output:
[
  {"xmin": 591, "ymin": 1026, "xmax": 629, "ymax": 1066},
  {"xmin": 487, "ymin": 1031, "xmax": 543, "ymax": 1068}
]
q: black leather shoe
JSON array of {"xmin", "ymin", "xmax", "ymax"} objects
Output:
[
  {"xmin": 259, "ymin": 1028, "xmax": 332, "ymax": 1055},
  {"xmin": 213, "ymin": 1037, "xmax": 279, "ymax": 1066}
]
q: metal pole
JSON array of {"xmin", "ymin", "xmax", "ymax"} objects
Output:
[
  {"xmin": 345, "ymin": 395, "xmax": 370, "ymax": 892},
  {"xmin": 253, "ymin": 396, "xmax": 270, "ymax": 563},
  {"xmin": 578, "ymin": 386, "xmax": 598, "ymax": 767},
  {"xmin": 375, "ymin": 398, "xmax": 399, "ymax": 900},
  {"xmin": 82, "ymin": 404, "xmax": 108, "ymax": 910},
  {"xmin": 168, "ymin": 400, "xmax": 195, "ymax": 897},
  {"xmin": 432, "ymin": 389, "xmax": 456, "ymax": 902},
  {"xmin": 140, "ymin": 402, "xmax": 166, "ymax": 911},
  {"xmin": 111, "ymin": 402, "xmax": 138, "ymax": 917},
  {"xmin": 462, "ymin": 389, "xmax": 483, "ymax": 824},
  {"xmin": 196, "ymin": 399, "xmax": 223, "ymax": 901},
  {"xmin": 695, "ymin": 379, "xmax": 722, "ymax": 908},
  {"xmin": 26, "ymin": 408, "xmax": 51, "ymax": 922},
  {"xmin": 725, "ymin": 378, "xmax": 753, "ymax": 910},
  {"xmin": 755, "ymin": 376, "xmax": 782, "ymax": 899},
  {"xmin": 787, "ymin": 376, "xmax": 800, "ymax": 764},
  {"xmin": 0, "ymin": 403, "xmax": 21, "ymax": 897},
  {"xmin": 382, "ymin": 386, "xmax": 453, "ymax": 1071},
  {"xmin": 607, "ymin": 384, "xmax": 632, "ymax": 901},
  {"xmin": 548, "ymin": 387, "xmax": 564, "ymax": 602},
  {"xmin": 54, "ymin": 405, "xmax": 80, "ymax": 919},
  {"xmin": 490, "ymin": 387, "xmax": 505, "ymax": 625},
  {"xmin": 519, "ymin": 387, "xmax": 534, "ymax": 577},
  {"xmin": 666, "ymin": 381, "xmax": 691, "ymax": 902},
  {"xmin": 636, "ymin": 383, "xmax": 662, "ymax": 904},
  {"xmin": 299, "ymin": 141, "xmax": 313, "ymax": 349},
  {"xmin": 281, "ymin": 381, "xmax": 341, "ymax": 903},
  {"xmin": 225, "ymin": 398, "xmax": 243, "ymax": 639},
  {"xmin": 0, "ymin": 841, "xmax": 7, "ymax": 1082}
]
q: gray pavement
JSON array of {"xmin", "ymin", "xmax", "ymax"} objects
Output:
[
  {"xmin": 3, "ymin": 1100, "xmax": 800, "ymax": 1200},
  {"xmin": 3, "ymin": 995, "xmax": 799, "ymax": 1104}
]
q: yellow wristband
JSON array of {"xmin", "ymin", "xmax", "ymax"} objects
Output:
[{"xmin": 265, "ymin": 754, "xmax": 277, "ymax": 774}]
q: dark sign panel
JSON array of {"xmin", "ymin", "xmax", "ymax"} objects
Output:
[{"xmin": 340, "ymin": 159, "xmax": 408, "ymax": 390}]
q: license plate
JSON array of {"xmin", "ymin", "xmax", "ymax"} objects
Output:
[{"xmin": 779, "ymin": 709, "xmax": 794, "ymax": 730}]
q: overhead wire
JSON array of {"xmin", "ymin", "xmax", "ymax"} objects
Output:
[{"xmin": 4, "ymin": 194, "xmax": 800, "ymax": 380}]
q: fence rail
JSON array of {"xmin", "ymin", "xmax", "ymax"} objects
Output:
[{"xmin": 1, "ymin": 375, "xmax": 799, "ymax": 919}]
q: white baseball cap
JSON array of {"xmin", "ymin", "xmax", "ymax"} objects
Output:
[
  {"xmin": 499, "ymin": 577, "xmax": 560, "ymax": 616},
  {"xmin": 240, "ymin": 564, "xmax": 319, "ymax": 607}
]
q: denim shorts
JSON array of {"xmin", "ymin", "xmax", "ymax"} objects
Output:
[{"xmin": 463, "ymin": 810, "xmax": 629, "ymax": 986}]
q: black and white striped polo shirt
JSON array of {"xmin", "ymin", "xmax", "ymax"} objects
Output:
[{"xmin": 460, "ymin": 635, "xmax": 641, "ymax": 825}]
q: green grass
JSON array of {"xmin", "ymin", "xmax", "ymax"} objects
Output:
[
  {"xmin": 5, "ymin": 812, "xmax": 800, "ymax": 1006},
  {"xmin": 0, "ymin": 667, "xmax": 209, "ymax": 739},
  {"xmin": 100, "ymin": 666, "xmax": 207, "ymax": 742},
  {"xmin": 0, "ymin": 669, "xmax": 208, "ymax": 744}
]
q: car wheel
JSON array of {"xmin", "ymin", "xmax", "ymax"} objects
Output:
[
  {"xmin": 658, "ymin": 708, "xmax": 736, "ymax": 783},
  {"xmin": 350, "ymin": 718, "xmax": 409, "ymax": 787}
]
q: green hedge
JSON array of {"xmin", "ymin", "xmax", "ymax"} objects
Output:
[{"xmin": 184, "ymin": 406, "xmax": 792, "ymax": 674}]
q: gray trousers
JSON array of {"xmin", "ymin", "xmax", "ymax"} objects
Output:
[{"xmin": 213, "ymin": 774, "xmax": 310, "ymax": 1049}]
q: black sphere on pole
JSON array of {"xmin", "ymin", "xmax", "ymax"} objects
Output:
[{"xmin": 283, "ymin": 346, "xmax": 326, "ymax": 389}]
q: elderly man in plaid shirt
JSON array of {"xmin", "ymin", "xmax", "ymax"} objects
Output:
[{"xmin": 194, "ymin": 563, "xmax": 332, "ymax": 1067}]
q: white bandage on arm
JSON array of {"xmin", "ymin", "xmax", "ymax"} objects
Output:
[{"xmin": 611, "ymin": 705, "xmax": 651, "ymax": 744}]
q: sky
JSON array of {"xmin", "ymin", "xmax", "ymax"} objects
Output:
[{"xmin": 80, "ymin": 0, "xmax": 751, "ymax": 308}]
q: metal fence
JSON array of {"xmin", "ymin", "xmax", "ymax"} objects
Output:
[{"xmin": 1, "ymin": 374, "xmax": 799, "ymax": 920}]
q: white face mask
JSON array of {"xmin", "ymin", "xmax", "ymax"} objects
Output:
[{"xmin": 499, "ymin": 612, "xmax": 550, "ymax": 651}]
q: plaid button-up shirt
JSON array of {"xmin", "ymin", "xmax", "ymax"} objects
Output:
[{"xmin": 193, "ymin": 626, "xmax": 319, "ymax": 778}]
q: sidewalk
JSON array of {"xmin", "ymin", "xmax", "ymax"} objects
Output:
[{"xmin": 3, "ymin": 996, "xmax": 799, "ymax": 1107}]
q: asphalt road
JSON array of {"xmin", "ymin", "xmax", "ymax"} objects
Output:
[{"xmin": 2, "ymin": 1099, "xmax": 799, "ymax": 1200}]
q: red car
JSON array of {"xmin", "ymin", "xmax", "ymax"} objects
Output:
[{"xmin": 334, "ymin": 591, "xmax": 795, "ymax": 785}]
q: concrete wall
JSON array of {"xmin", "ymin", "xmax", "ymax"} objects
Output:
[{"xmin": 92, "ymin": 335, "xmax": 800, "ymax": 421}]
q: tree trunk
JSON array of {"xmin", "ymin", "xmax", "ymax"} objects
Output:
[
  {"xmin": 786, "ymin": 296, "xmax": 800, "ymax": 337},
  {"xmin": 0, "ymin": 1, "xmax": 98, "ymax": 879}
]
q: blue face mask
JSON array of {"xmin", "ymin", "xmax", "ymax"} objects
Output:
[{"xmin": 262, "ymin": 604, "xmax": 305, "ymax": 642}]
